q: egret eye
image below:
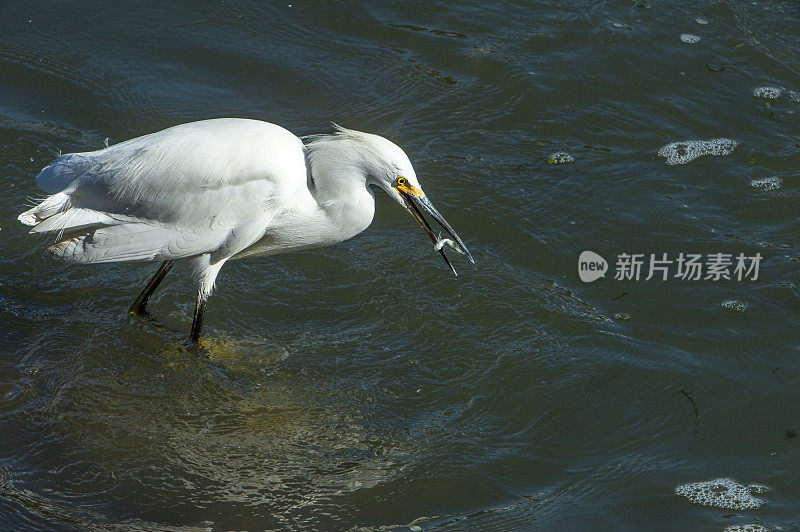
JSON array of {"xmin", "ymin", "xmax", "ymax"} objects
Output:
[{"xmin": 396, "ymin": 177, "xmax": 407, "ymax": 187}]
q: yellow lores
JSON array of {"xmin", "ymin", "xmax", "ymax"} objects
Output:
[{"xmin": 393, "ymin": 177, "xmax": 424, "ymax": 197}]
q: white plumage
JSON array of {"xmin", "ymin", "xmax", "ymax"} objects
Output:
[{"xmin": 18, "ymin": 118, "xmax": 472, "ymax": 341}]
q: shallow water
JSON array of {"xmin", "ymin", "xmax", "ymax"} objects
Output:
[{"xmin": 2, "ymin": 1, "xmax": 800, "ymax": 530}]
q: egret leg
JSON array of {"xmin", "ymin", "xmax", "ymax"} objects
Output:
[
  {"xmin": 189, "ymin": 293, "xmax": 207, "ymax": 343},
  {"xmin": 187, "ymin": 255, "xmax": 227, "ymax": 343},
  {"xmin": 129, "ymin": 260, "xmax": 173, "ymax": 316}
]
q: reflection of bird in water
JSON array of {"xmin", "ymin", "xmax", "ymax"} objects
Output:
[{"xmin": 19, "ymin": 119, "xmax": 473, "ymax": 341}]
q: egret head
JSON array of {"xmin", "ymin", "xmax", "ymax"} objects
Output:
[{"xmin": 305, "ymin": 126, "xmax": 474, "ymax": 274}]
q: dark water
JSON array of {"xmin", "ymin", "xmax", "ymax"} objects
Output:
[{"xmin": 1, "ymin": 1, "xmax": 799, "ymax": 530}]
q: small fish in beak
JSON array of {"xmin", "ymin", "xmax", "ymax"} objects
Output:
[
  {"xmin": 393, "ymin": 177, "xmax": 474, "ymax": 276},
  {"xmin": 434, "ymin": 235, "xmax": 465, "ymax": 255}
]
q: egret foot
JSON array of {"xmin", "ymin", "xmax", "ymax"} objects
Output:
[{"xmin": 129, "ymin": 260, "xmax": 173, "ymax": 317}]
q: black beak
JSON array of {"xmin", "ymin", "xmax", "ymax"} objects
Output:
[{"xmin": 399, "ymin": 191, "xmax": 474, "ymax": 276}]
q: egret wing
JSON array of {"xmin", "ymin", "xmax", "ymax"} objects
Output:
[{"xmin": 19, "ymin": 119, "xmax": 308, "ymax": 263}]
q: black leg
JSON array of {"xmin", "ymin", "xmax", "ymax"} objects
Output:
[
  {"xmin": 129, "ymin": 260, "xmax": 173, "ymax": 316},
  {"xmin": 189, "ymin": 293, "xmax": 207, "ymax": 343}
]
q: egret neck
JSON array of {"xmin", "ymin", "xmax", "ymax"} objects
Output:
[{"xmin": 304, "ymin": 136, "xmax": 378, "ymax": 245}]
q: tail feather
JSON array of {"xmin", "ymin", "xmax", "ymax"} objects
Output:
[
  {"xmin": 29, "ymin": 207, "xmax": 116, "ymax": 235},
  {"xmin": 18, "ymin": 192, "xmax": 71, "ymax": 226}
]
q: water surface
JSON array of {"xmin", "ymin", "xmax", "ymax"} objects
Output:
[{"xmin": 1, "ymin": 1, "xmax": 800, "ymax": 529}]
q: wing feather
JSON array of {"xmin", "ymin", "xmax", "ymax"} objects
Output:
[
  {"xmin": 19, "ymin": 119, "xmax": 309, "ymax": 264},
  {"xmin": 48, "ymin": 222, "xmax": 231, "ymax": 263}
]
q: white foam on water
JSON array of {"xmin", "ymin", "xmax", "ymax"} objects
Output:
[
  {"xmin": 753, "ymin": 87, "xmax": 782, "ymax": 99},
  {"xmin": 609, "ymin": 21, "xmax": 631, "ymax": 30},
  {"xmin": 681, "ymin": 33, "xmax": 701, "ymax": 43},
  {"xmin": 695, "ymin": 17, "xmax": 709, "ymax": 25},
  {"xmin": 722, "ymin": 300, "xmax": 749, "ymax": 312},
  {"xmin": 658, "ymin": 139, "xmax": 738, "ymax": 165},
  {"xmin": 750, "ymin": 177, "xmax": 781, "ymax": 190},
  {"xmin": 723, "ymin": 525, "xmax": 770, "ymax": 532},
  {"xmin": 675, "ymin": 478, "xmax": 768, "ymax": 509},
  {"xmin": 548, "ymin": 152, "xmax": 574, "ymax": 164}
]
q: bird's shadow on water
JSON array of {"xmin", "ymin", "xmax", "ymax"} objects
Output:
[{"xmin": 47, "ymin": 311, "xmax": 402, "ymax": 528}]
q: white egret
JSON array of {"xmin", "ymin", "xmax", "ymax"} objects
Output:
[{"xmin": 18, "ymin": 119, "xmax": 473, "ymax": 341}]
